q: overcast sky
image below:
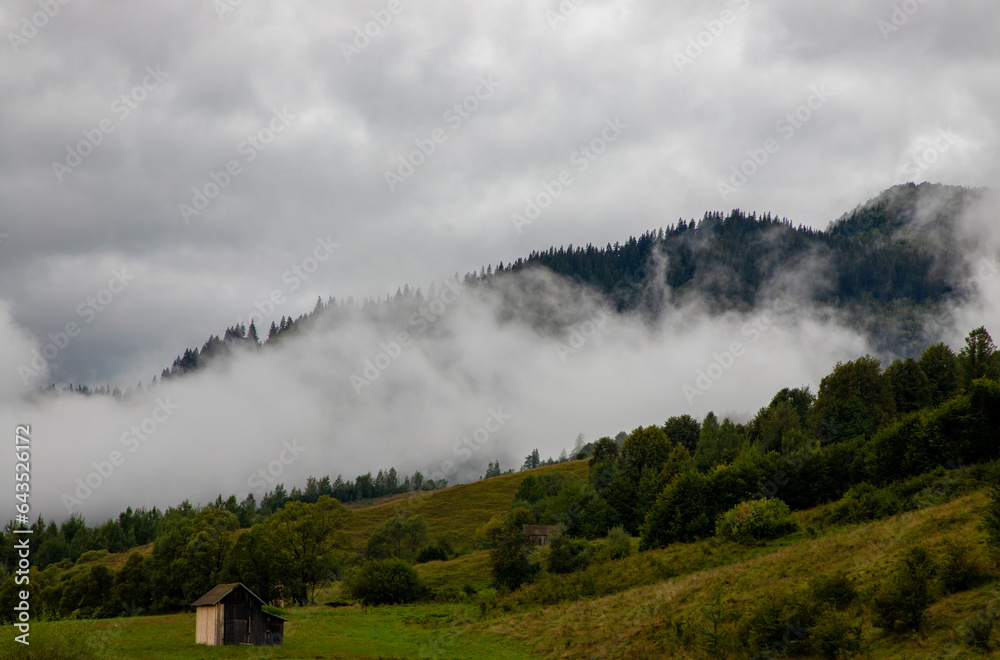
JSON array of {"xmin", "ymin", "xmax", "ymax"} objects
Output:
[{"xmin": 1, "ymin": 0, "xmax": 998, "ymax": 519}]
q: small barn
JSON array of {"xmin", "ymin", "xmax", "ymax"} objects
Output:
[
  {"xmin": 522, "ymin": 524, "xmax": 560, "ymax": 546},
  {"xmin": 192, "ymin": 582, "xmax": 286, "ymax": 646}
]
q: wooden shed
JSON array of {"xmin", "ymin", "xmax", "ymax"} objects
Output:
[
  {"xmin": 192, "ymin": 582, "xmax": 285, "ymax": 646},
  {"xmin": 522, "ymin": 524, "xmax": 560, "ymax": 546}
]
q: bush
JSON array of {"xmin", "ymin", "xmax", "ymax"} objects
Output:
[
  {"xmin": 416, "ymin": 538, "xmax": 455, "ymax": 564},
  {"xmin": 809, "ymin": 570, "xmax": 857, "ymax": 610},
  {"xmin": 829, "ymin": 482, "xmax": 904, "ymax": 524},
  {"xmin": 473, "ymin": 514, "xmax": 505, "ymax": 549},
  {"xmin": 938, "ymin": 539, "xmax": 982, "ymax": 594},
  {"xmin": 872, "ymin": 546, "xmax": 935, "ymax": 632},
  {"xmin": 489, "ymin": 511, "xmax": 539, "ymax": 590},
  {"xmin": 476, "ymin": 587, "xmax": 499, "ymax": 616},
  {"xmin": 345, "ymin": 559, "xmax": 426, "ymax": 605},
  {"xmin": 546, "ymin": 528, "xmax": 592, "ymax": 574},
  {"xmin": 811, "ymin": 610, "xmax": 862, "ymax": 659},
  {"xmin": 963, "ymin": 607, "xmax": 997, "ymax": 651},
  {"xmin": 738, "ymin": 593, "xmax": 815, "ymax": 656},
  {"xmin": 604, "ymin": 525, "xmax": 632, "ymax": 560},
  {"xmin": 715, "ymin": 498, "xmax": 798, "ymax": 544}
]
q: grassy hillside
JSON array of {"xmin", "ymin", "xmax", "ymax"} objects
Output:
[
  {"xmin": 8, "ymin": 460, "xmax": 1000, "ymax": 658},
  {"xmin": 483, "ymin": 490, "xmax": 1000, "ymax": 658},
  {"xmin": 341, "ymin": 459, "xmax": 590, "ymax": 550}
]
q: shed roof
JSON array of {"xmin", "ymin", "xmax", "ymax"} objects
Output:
[{"xmin": 190, "ymin": 582, "xmax": 282, "ymax": 617}]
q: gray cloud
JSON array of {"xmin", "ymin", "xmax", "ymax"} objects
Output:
[{"xmin": 0, "ymin": 0, "xmax": 998, "ymax": 520}]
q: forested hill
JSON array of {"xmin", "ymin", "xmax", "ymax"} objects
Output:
[
  {"xmin": 48, "ymin": 182, "xmax": 990, "ymax": 395},
  {"xmin": 509, "ymin": 182, "xmax": 984, "ymax": 312}
]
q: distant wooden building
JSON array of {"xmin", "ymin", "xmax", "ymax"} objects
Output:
[
  {"xmin": 522, "ymin": 524, "xmax": 560, "ymax": 546},
  {"xmin": 192, "ymin": 582, "xmax": 286, "ymax": 646}
]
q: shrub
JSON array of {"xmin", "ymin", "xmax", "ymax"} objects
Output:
[
  {"xmin": 476, "ymin": 587, "xmax": 499, "ymax": 616},
  {"xmin": 604, "ymin": 525, "xmax": 632, "ymax": 560},
  {"xmin": 938, "ymin": 539, "xmax": 982, "ymax": 594},
  {"xmin": 811, "ymin": 610, "xmax": 862, "ymax": 659},
  {"xmin": 489, "ymin": 511, "xmax": 539, "ymax": 590},
  {"xmin": 473, "ymin": 514, "xmax": 506, "ymax": 549},
  {"xmin": 345, "ymin": 559, "xmax": 426, "ymax": 605},
  {"xmin": 963, "ymin": 607, "xmax": 997, "ymax": 651},
  {"xmin": 738, "ymin": 593, "xmax": 815, "ymax": 656},
  {"xmin": 829, "ymin": 482, "xmax": 903, "ymax": 524},
  {"xmin": 715, "ymin": 498, "xmax": 798, "ymax": 544},
  {"xmin": 872, "ymin": 546, "xmax": 935, "ymax": 632},
  {"xmin": 416, "ymin": 538, "xmax": 455, "ymax": 564},
  {"xmin": 809, "ymin": 570, "xmax": 857, "ymax": 610},
  {"xmin": 546, "ymin": 528, "xmax": 592, "ymax": 574}
]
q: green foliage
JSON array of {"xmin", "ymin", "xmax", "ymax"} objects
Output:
[
  {"xmin": 365, "ymin": 514, "xmax": 428, "ymax": 561},
  {"xmin": 808, "ymin": 570, "xmax": 856, "ymax": 610},
  {"xmin": 268, "ymin": 496, "xmax": 353, "ymax": 605},
  {"xmin": 663, "ymin": 414, "xmax": 701, "ymax": 453},
  {"xmin": 640, "ymin": 470, "xmax": 712, "ymax": 550},
  {"xmin": 603, "ymin": 525, "xmax": 632, "ymax": 560},
  {"xmin": 620, "ymin": 425, "xmax": 672, "ymax": 475},
  {"xmin": 737, "ymin": 592, "xmax": 815, "ymax": 656},
  {"xmin": 694, "ymin": 412, "xmax": 743, "ymax": 471},
  {"xmin": 959, "ymin": 326, "xmax": 1000, "ymax": 386},
  {"xmin": 983, "ymin": 480, "xmax": 1000, "ymax": 558},
  {"xmin": 963, "ymin": 607, "xmax": 998, "ymax": 651},
  {"xmin": 812, "ymin": 354, "xmax": 895, "ymax": 443},
  {"xmin": 811, "ymin": 610, "xmax": 862, "ymax": 659},
  {"xmin": 938, "ymin": 539, "xmax": 982, "ymax": 594},
  {"xmin": 345, "ymin": 558, "xmax": 426, "ymax": 605},
  {"xmin": 714, "ymin": 498, "xmax": 798, "ymax": 544},
  {"xmin": 872, "ymin": 546, "xmax": 936, "ymax": 632},
  {"xmin": 588, "ymin": 437, "xmax": 619, "ymax": 466},
  {"xmin": 545, "ymin": 527, "xmax": 592, "ymax": 574},
  {"xmin": 416, "ymin": 538, "xmax": 455, "ymax": 564},
  {"xmin": 919, "ymin": 342, "xmax": 962, "ymax": 406},
  {"xmin": 489, "ymin": 508, "xmax": 539, "ymax": 590},
  {"xmin": 885, "ymin": 357, "xmax": 931, "ymax": 414}
]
